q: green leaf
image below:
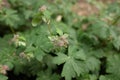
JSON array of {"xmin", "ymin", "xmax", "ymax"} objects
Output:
[
  {"xmin": 68, "ymin": 45, "xmax": 78, "ymax": 56},
  {"xmin": 1, "ymin": 8, "xmax": 20, "ymax": 28},
  {"xmin": 89, "ymin": 75, "xmax": 97, "ymax": 80},
  {"xmin": 74, "ymin": 49, "xmax": 86, "ymax": 60},
  {"xmin": 32, "ymin": 12, "xmax": 43, "ymax": 26},
  {"xmin": 99, "ymin": 75, "xmax": 108, "ymax": 80},
  {"xmin": 90, "ymin": 20, "xmax": 109, "ymax": 39},
  {"xmin": 0, "ymin": 75, "xmax": 8, "ymax": 80},
  {"xmin": 61, "ymin": 60, "xmax": 76, "ymax": 80},
  {"xmin": 106, "ymin": 54, "xmax": 120, "ymax": 80},
  {"xmin": 43, "ymin": 10, "xmax": 51, "ymax": 20},
  {"xmin": 53, "ymin": 45, "xmax": 88, "ymax": 80},
  {"xmin": 113, "ymin": 36, "xmax": 120, "ymax": 50},
  {"xmin": 61, "ymin": 58, "xmax": 86, "ymax": 80},
  {"xmin": 61, "ymin": 57, "xmax": 85, "ymax": 80},
  {"xmin": 25, "ymin": 26, "xmax": 53, "ymax": 52},
  {"xmin": 37, "ymin": 70, "xmax": 60, "ymax": 80},
  {"xmin": 68, "ymin": 46, "xmax": 86, "ymax": 60},
  {"xmin": 86, "ymin": 57, "xmax": 100, "ymax": 71},
  {"xmin": 53, "ymin": 53, "xmax": 68, "ymax": 65},
  {"xmin": 34, "ymin": 49, "xmax": 46, "ymax": 62},
  {"xmin": 71, "ymin": 59, "xmax": 80, "ymax": 76},
  {"xmin": 56, "ymin": 28, "xmax": 63, "ymax": 36},
  {"xmin": 24, "ymin": 45, "xmax": 36, "ymax": 53}
]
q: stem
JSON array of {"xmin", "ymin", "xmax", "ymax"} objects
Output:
[
  {"xmin": 112, "ymin": 15, "xmax": 120, "ymax": 25},
  {"xmin": 9, "ymin": 26, "xmax": 15, "ymax": 34},
  {"xmin": 47, "ymin": 24, "xmax": 52, "ymax": 35},
  {"xmin": 47, "ymin": 20, "xmax": 52, "ymax": 35}
]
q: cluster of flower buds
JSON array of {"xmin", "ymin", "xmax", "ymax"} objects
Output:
[
  {"xmin": 0, "ymin": 0, "xmax": 10, "ymax": 10},
  {"xmin": 19, "ymin": 52, "xmax": 26, "ymax": 58},
  {"xmin": 39, "ymin": 5, "xmax": 47, "ymax": 12},
  {"xmin": 0, "ymin": 65, "xmax": 9, "ymax": 75},
  {"xmin": 38, "ymin": 5, "xmax": 51, "ymax": 25},
  {"xmin": 19, "ymin": 52, "xmax": 34, "ymax": 61},
  {"xmin": 49, "ymin": 34, "xmax": 69, "ymax": 47},
  {"xmin": 10, "ymin": 34, "xmax": 26, "ymax": 47}
]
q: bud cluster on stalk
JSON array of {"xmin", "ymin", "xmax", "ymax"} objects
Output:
[{"xmin": 49, "ymin": 34, "xmax": 69, "ymax": 47}]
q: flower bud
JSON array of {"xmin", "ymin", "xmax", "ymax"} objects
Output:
[{"xmin": 39, "ymin": 5, "xmax": 47, "ymax": 12}]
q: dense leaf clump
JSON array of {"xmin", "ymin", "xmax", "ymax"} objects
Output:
[{"xmin": 0, "ymin": 0, "xmax": 120, "ymax": 80}]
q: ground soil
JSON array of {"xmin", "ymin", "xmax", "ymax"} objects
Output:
[{"xmin": 72, "ymin": 0, "xmax": 115, "ymax": 16}]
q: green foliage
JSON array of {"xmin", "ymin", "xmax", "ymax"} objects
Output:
[
  {"xmin": 0, "ymin": 75, "xmax": 8, "ymax": 80},
  {"xmin": 0, "ymin": 0, "xmax": 120, "ymax": 80},
  {"xmin": 36, "ymin": 70, "xmax": 60, "ymax": 80},
  {"xmin": 53, "ymin": 46, "xmax": 87, "ymax": 80},
  {"xmin": 105, "ymin": 54, "xmax": 120, "ymax": 80}
]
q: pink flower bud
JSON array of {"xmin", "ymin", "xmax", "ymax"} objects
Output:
[{"xmin": 2, "ymin": 65, "xmax": 9, "ymax": 71}]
